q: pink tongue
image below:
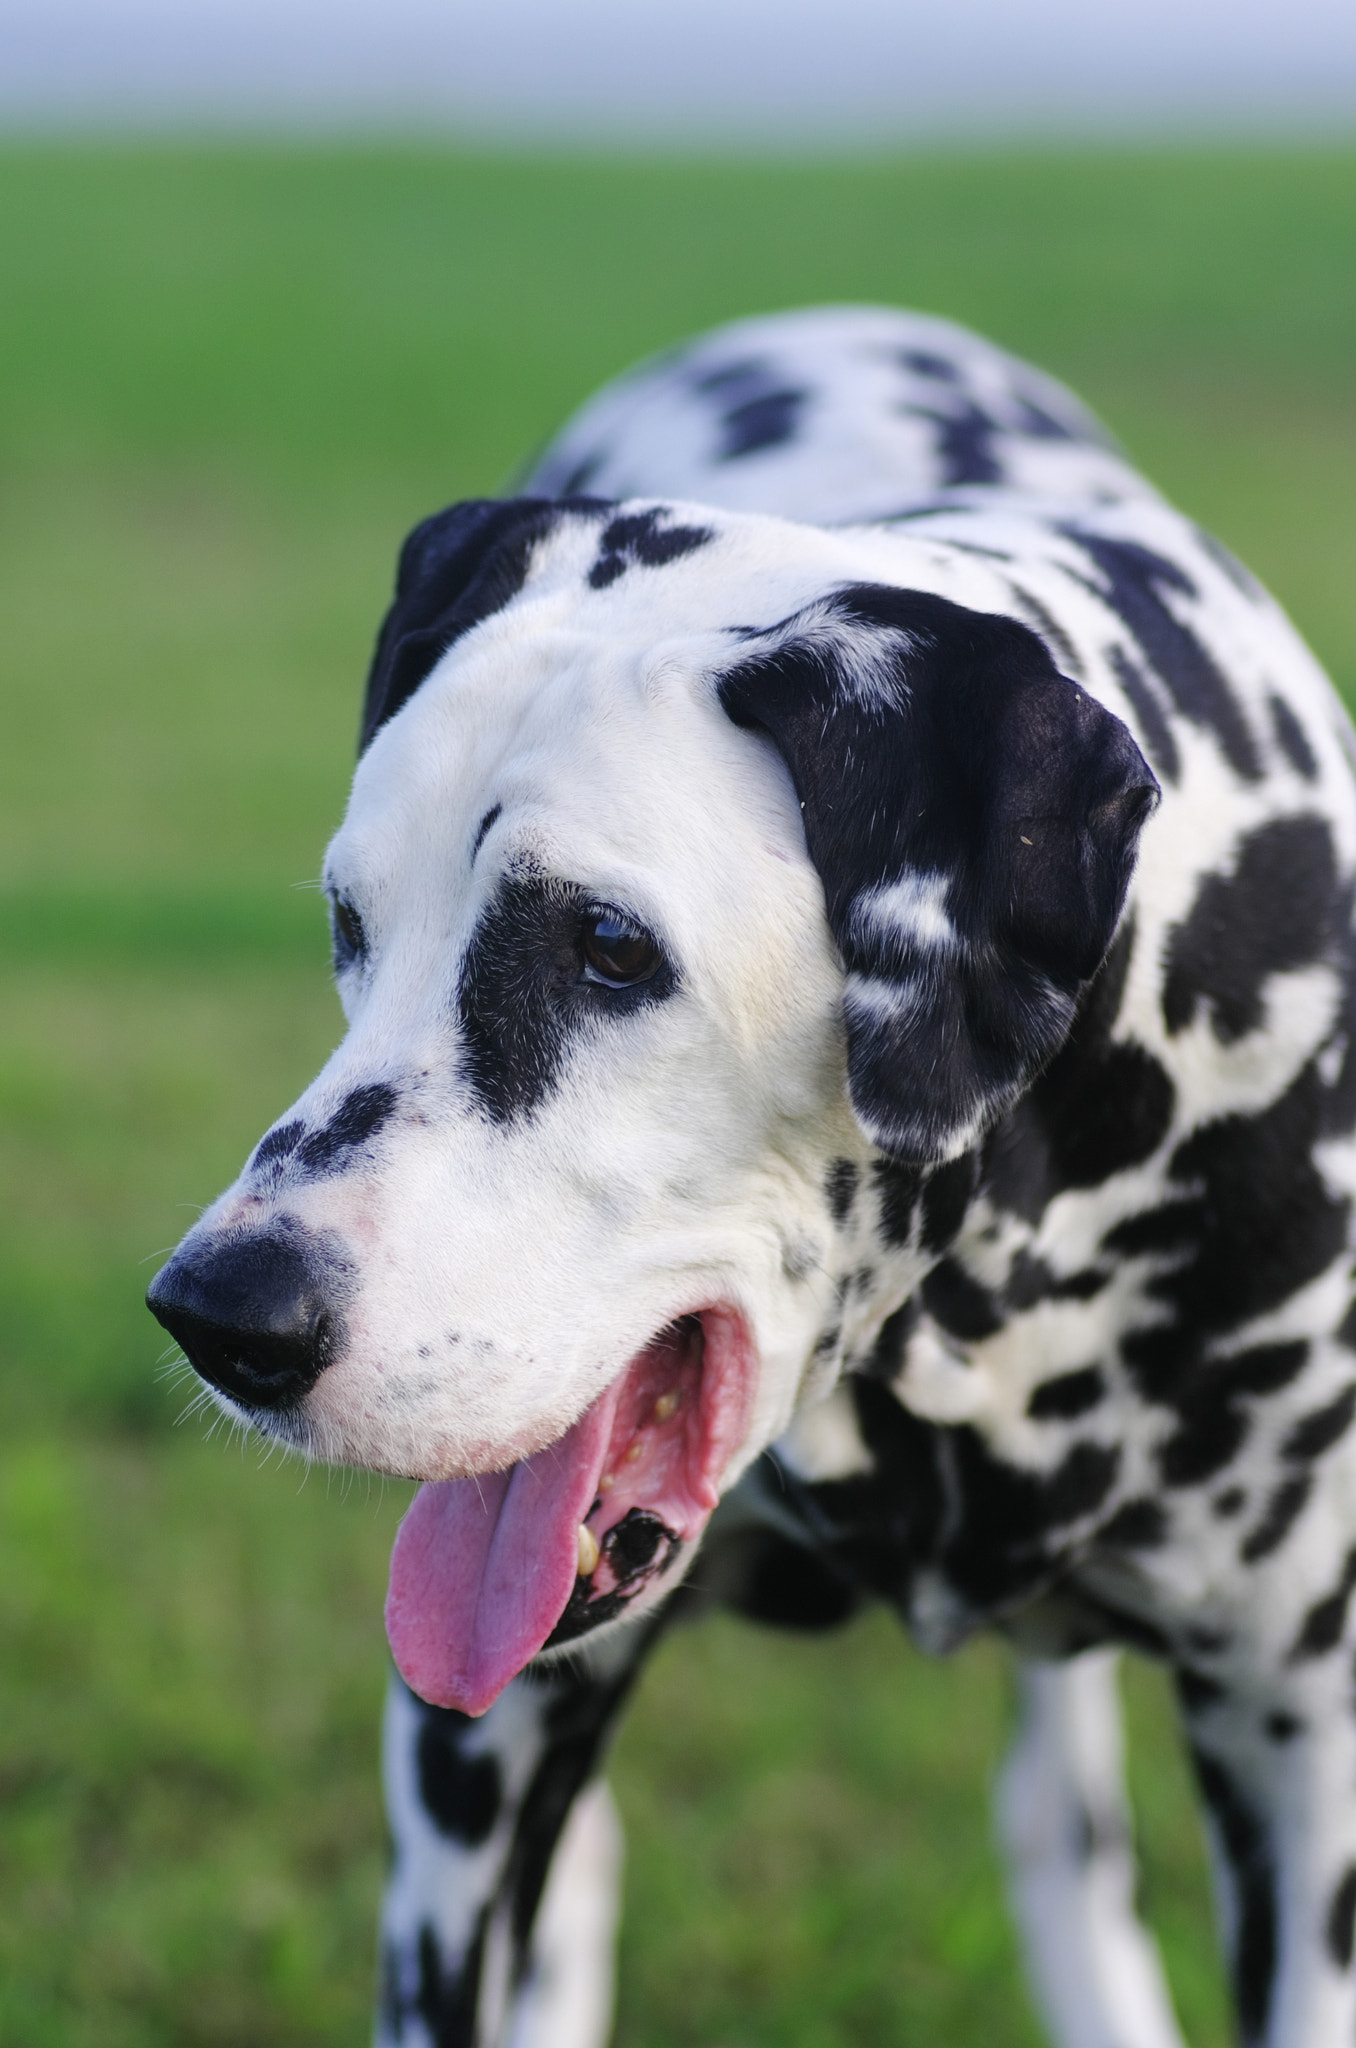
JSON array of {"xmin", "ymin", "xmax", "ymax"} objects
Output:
[
  {"xmin": 385, "ymin": 1390, "xmax": 618, "ymax": 1718},
  {"xmin": 385, "ymin": 1313, "xmax": 751, "ymax": 1717}
]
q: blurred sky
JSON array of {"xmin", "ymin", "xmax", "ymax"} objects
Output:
[{"xmin": 3, "ymin": 0, "xmax": 1356, "ymax": 143}]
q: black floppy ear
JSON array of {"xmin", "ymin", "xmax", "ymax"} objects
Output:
[
  {"xmin": 359, "ymin": 496, "xmax": 609, "ymax": 753},
  {"xmin": 719, "ymin": 585, "xmax": 1159, "ymax": 1163}
]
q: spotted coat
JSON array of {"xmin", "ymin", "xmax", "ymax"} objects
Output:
[{"xmin": 149, "ymin": 307, "xmax": 1356, "ymax": 2048}]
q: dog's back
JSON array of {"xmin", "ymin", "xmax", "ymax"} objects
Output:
[{"xmin": 525, "ymin": 303, "xmax": 1157, "ymax": 519}]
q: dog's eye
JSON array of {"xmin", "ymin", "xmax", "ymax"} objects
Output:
[
  {"xmin": 331, "ymin": 897, "xmax": 368, "ymax": 970},
  {"xmin": 582, "ymin": 910, "xmax": 661, "ymax": 988}
]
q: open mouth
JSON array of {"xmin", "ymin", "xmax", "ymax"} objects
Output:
[{"xmin": 384, "ymin": 1307, "xmax": 755, "ymax": 1715}]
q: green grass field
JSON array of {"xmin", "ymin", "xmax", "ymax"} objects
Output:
[{"xmin": 4, "ymin": 141, "xmax": 1356, "ymax": 2045}]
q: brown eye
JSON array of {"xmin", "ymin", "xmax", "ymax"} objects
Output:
[
  {"xmin": 331, "ymin": 897, "xmax": 367, "ymax": 969},
  {"xmin": 582, "ymin": 910, "xmax": 661, "ymax": 987}
]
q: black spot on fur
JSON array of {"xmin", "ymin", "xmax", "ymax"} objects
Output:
[
  {"xmin": 939, "ymin": 1434, "xmax": 1121, "ymax": 1612},
  {"xmin": 1006, "ymin": 1255, "xmax": 1111, "ymax": 1312},
  {"xmin": 1240, "ymin": 1476, "xmax": 1312, "ymax": 1562},
  {"xmin": 921, "ymin": 1153, "xmax": 981, "ymax": 1252},
  {"xmin": 1014, "ymin": 396, "xmax": 1079, "ymax": 442},
  {"xmin": 865, "ymin": 1299, "xmax": 919, "ymax": 1380},
  {"xmin": 721, "ymin": 389, "xmax": 806, "ymax": 458},
  {"xmin": 251, "ymin": 1119, "xmax": 304, "ymax": 1172},
  {"xmin": 413, "ymin": 1910, "xmax": 487, "ymax": 2048},
  {"xmin": 900, "ymin": 347, "xmax": 959, "ymax": 382},
  {"xmin": 1291, "ymin": 1548, "xmax": 1356, "ymax": 1661},
  {"xmin": 691, "ymin": 359, "xmax": 807, "ymax": 460},
  {"xmin": 1215, "ymin": 1487, "xmax": 1246, "ymax": 1518},
  {"xmin": 295, "ymin": 1083, "xmax": 397, "ymax": 1173},
  {"xmin": 942, "ymin": 537, "xmax": 1016, "ymax": 565},
  {"xmin": 913, "ymin": 399, "xmax": 1004, "ymax": 485},
  {"xmin": 458, "ymin": 872, "xmax": 675, "ymax": 1121},
  {"xmin": 1163, "ymin": 816, "xmax": 1345, "ymax": 1043},
  {"xmin": 872, "ymin": 1159, "xmax": 924, "ymax": 1246},
  {"xmin": 1330, "ymin": 1869, "xmax": 1356, "ymax": 1971},
  {"xmin": 1108, "ymin": 643, "xmax": 1180, "ymax": 783},
  {"xmin": 1028, "ymin": 1366, "xmax": 1106, "ymax": 1420},
  {"xmin": 920, "ymin": 1258, "xmax": 1003, "ymax": 1341},
  {"xmin": 753, "ymin": 1375, "xmax": 946, "ymax": 1615},
  {"xmin": 1148, "ymin": 1342, "xmax": 1308, "ymax": 1487},
  {"xmin": 588, "ymin": 507, "xmax": 713, "ymax": 590},
  {"xmin": 775, "ymin": 1325, "xmax": 1130, "ymax": 1620},
  {"xmin": 1159, "ymin": 1400, "xmax": 1250, "ymax": 1486},
  {"xmin": 1099, "ymin": 1498, "xmax": 1167, "ymax": 1548},
  {"xmin": 825, "ymin": 1158, "xmax": 859, "ymax": 1227},
  {"xmin": 415, "ymin": 1706, "xmax": 502, "ymax": 1846},
  {"xmin": 1227, "ymin": 1342, "xmax": 1312, "ymax": 1395},
  {"xmin": 557, "ymin": 452, "xmax": 606, "ymax": 496},
  {"xmin": 361, "ymin": 497, "xmax": 608, "ymax": 753},
  {"xmin": 1283, "ymin": 1383, "xmax": 1356, "ymax": 1463},
  {"xmin": 501, "ymin": 1650, "xmax": 651, "ymax": 1973},
  {"xmin": 1270, "ymin": 694, "xmax": 1319, "ymax": 779},
  {"xmin": 1191, "ymin": 1751, "xmax": 1277, "ymax": 2042},
  {"xmin": 471, "ymin": 803, "xmax": 502, "ymax": 861},
  {"xmin": 1110, "ymin": 1066, "xmax": 1349, "ymax": 1466},
  {"xmin": 1061, "ymin": 528, "xmax": 1262, "ymax": 781},
  {"xmin": 1265, "ymin": 1711, "xmax": 1302, "ymax": 1742}
]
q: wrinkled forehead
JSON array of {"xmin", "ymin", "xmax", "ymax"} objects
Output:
[{"xmin": 331, "ymin": 506, "xmax": 853, "ymax": 890}]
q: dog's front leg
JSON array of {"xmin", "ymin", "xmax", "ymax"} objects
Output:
[
  {"xmin": 995, "ymin": 1650, "xmax": 1186, "ymax": 2048},
  {"xmin": 1177, "ymin": 1654, "xmax": 1356, "ymax": 2048},
  {"xmin": 375, "ymin": 1624, "xmax": 653, "ymax": 2048}
]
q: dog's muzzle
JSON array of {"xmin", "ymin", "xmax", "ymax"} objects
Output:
[{"xmin": 146, "ymin": 1218, "xmax": 352, "ymax": 1410}]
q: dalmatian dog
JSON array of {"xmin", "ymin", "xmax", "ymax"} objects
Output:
[{"xmin": 148, "ymin": 305, "xmax": 1356, "ymax": 2048}]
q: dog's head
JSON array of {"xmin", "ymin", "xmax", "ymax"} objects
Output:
[{"xmin": 149, "ymin": 496, "xmax": 1155, "ymax": 1711}]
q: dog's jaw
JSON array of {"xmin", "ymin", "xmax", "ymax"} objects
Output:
[{"xmin": 383, "ymin": 1306, "xmax": 757, "ymax": 1714}]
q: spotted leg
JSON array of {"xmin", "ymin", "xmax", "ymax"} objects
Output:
[
  {"xmin": 995, "ymin": 1651, "xmax": 1186, "ymax": 2048},
  {"xmin": 1174, "ymin": 1648, "xmax": 1356, "ymax": 2048},
  {"xmin": 376, "ymin": 1625, "xmax": 651, "ymax": 2048}
]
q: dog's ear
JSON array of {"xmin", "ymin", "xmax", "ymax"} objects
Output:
[
  {"xmin": 718, "ymin": 585, "xmax": 1159, "ymax": 1163},
  {"xmin": 360, "ymin": 496, "xmax": 608, "ymax": 753}
]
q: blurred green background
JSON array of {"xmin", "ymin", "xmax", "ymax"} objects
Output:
[{"xmin": 4, "ymin": 142, "xmax": 1356, "ymax": 2045}]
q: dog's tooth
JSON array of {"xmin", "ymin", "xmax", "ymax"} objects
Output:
[
  {"xmin": 653, "ymin": 1389, "xmax": 680, "ymax": 1422},
  {"xmin": 624, "ymin": 1441, "xmax": 643, "ymax": 1463},
  {"xmin": 599, "ymin": 1472, "xmax": 615, "ymax": 1492},
  {"xmin": 576, "ymin": 1524, "xmax": 600, "ymax": 1577}
]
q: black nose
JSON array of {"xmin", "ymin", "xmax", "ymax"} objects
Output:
[{"xmin": 147, "ymin": 1223, "xmax": 350, "ymax": 1410}]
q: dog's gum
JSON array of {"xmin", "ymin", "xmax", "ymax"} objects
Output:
[{"xmin": 576, "ymin": 1523, "xmax": 600, "ymax": 1577}]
